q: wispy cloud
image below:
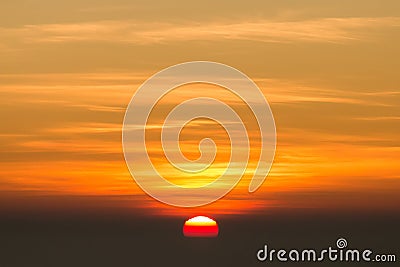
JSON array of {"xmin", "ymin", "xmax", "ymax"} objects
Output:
[
  {"xmin": 353, "ymin": 116, "xmax": 400, "ymax": 121},
  {"xmin": 1, "ymin": 17, "xmax": 400, "ymax": 46},
  {"xmin": 1, "ymin": 71, "xmax": 399, "ymax": 215}
]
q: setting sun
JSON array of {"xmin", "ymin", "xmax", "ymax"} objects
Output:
[{"xmin": 183, "ymin": 216, "xmax": 219, "ymax": 238}]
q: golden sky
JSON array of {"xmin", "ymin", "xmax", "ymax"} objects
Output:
[{"xmin": 0, "ymin": 1, "xmax": 399, "ymax": 217}]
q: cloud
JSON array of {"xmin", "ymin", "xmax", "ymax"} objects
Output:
[
  {"xmin": 353, "ymin": 116, "xmax": 400, "ymax": 121},
  {"xmin": 1, "ymin": 17, "xmax": 400, "ymax": 46}
]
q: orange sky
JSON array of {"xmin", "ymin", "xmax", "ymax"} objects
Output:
[{"xmin": 0, "ymin": 1, "xmax": 399, "ymax": 217}]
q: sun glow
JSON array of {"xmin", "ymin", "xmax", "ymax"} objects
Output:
[{"xmin": 185, "ymin": 216, "xmax": 217, "ymax": 225}]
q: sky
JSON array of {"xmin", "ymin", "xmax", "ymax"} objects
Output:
[{"xmin": 0, "ymin": 0, "xmax": 399, "ymax": 218}]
